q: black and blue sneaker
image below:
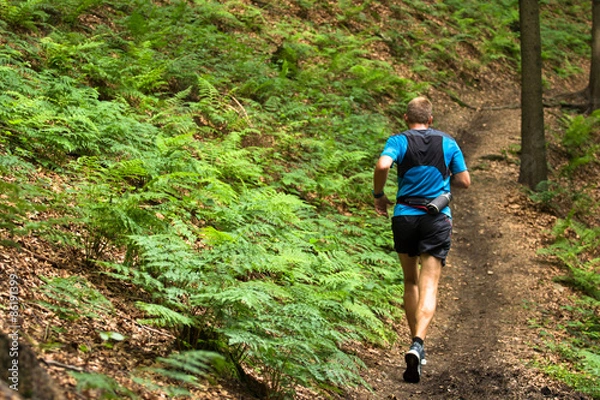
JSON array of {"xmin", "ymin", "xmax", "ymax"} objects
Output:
[{"xmin": 403, "ymin": 342, "xmax": 424, "ymax": 383}]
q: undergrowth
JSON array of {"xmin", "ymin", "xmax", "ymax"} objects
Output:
[{"xmin": 532, "ymin": 111, "xmax": 600, "ymax": 398}]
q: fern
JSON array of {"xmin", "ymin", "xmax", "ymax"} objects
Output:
[
  {"xmin": 70, "ymin": 371, "xmax": 137, "ymax": 400},
  {"xmin": 135, "ymin": 302, "xmax": 195, "ymax": 328},
  {"xmin": 0, "ymin": 0, "xmax": 48, "ymax": 30},
  {"xmin": 540, "ymin": 340, "xmax": 600, "ymax": 399},
  {"xmin": 536, "ymin": 215, "xmax": 600, "ymax": 395},
  {"xmin": 558, "ymin": 111, "xmax": 600, "ymax": 176},
  {"xmin": 222, "ymin": 300, "xmax": 369, "ymax": 396},
  {"xmin": 135, "ymin": 350, "xmax": 225, "ymax": 397},
  {"xmin": 0, "ymin": 67, "xmax": 156, "ymax": 167},
  {"xmin": 37, "ymin": 275, "xmax": 113, "ymax": 321},
  {"xmin": 97, "ymin": 184, "xmax": 399, "ymax": 397},
  {"xmin": 0, "ymin": 158, "xmax": 43, "ymax": 244},
  {"xmin": 538, "ymin": 217, "xmax": 600, "ymax": 299}
]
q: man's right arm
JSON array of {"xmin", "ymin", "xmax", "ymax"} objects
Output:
[
  {"xmin": 373, "ymin": 155, "xmax": 394, "ymax": 193},
  {"xmin": 373, "ymin": 155, "xmax": 394, "ymax": 216}
]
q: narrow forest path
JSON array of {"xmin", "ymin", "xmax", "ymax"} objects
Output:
[{"xmin": 343, "ymin": 84, "xmax": 593, "ymax": 400}]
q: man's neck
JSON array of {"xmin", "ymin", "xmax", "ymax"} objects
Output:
[{"xmin": 408, "ymin": 123, "xmax": 430, "ymax": 130}]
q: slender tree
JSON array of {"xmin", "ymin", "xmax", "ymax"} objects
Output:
[
  {"xmin": 518, "ymin": 0, "xmax": 547, "ymax": 189},
  {"xmin": 590, "ymin": 0, "xmax": 600, "ymax": 112}
]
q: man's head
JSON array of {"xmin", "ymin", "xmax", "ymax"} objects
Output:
[{"xmin": 405, "ymin": 96, "xmax": 433, "ymax": 125}]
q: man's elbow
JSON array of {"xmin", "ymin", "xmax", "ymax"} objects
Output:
[
  {"xmin": 452, "ymin": 171, "xmax": 471, "ymax": 189},
  {"xmin": 457, "ymin": 179, "xmax": 471, "ymax": 189},
  {"xmin": 375, "ymin": 156, "xmax": 394, "ymax": 171}
]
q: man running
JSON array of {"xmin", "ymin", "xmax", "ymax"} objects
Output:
[{"xmin": 372, "ymin": 96, "xmax": 471, "ymax": 383}]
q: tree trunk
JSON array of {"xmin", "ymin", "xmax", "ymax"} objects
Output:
[
  {"xmin": 0, "ymin": 331, "xmax": 64, "ymax": 399},
  {"xmin": 590, "ymin": 0, "xmax": 600, "ymax": 112},
  {"xmin": 518, "ymin": 0, "xmax": 547, "ymax": 189}
]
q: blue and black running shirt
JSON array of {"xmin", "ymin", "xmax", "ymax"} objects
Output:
[{"xmin": 380, "ymin": 128, "xmax": 468, "ymax": 218}]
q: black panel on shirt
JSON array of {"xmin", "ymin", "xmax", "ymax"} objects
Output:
[{"xmin": 396, "ymin": 129, "xmax": 450, "ymax": 179}]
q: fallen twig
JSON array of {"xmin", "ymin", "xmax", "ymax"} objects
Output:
[{"xmin": 41, "ymin": 358, "xmax": 86, "ymax": 372}]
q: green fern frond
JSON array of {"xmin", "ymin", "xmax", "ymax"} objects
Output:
[
  {"xmin": 148, "ymin": 350, "xmax": 225, "ymax": 386},
  {"xmin": 196, "ymin": 280, "xmax": 286, "ymax": 312},
  {"xmin": 70, "ymin": 371, "xmax": 137, "ymax": 400},
  {"xmin": 319, "ymin": 270, "xmax": 363, "ymax": 291},
  {"xmin": 37, "ymin": 276, "xmax": 113, "ymax": 321},
  {"xmin": 136, "ymin": 302, "xmax": 195, "ymax": 328},
  {"xmin": 234, "ymin": 187, "xmax": 312, "ymax": 228},
  {"xmin": 0, "ymin": 0, "xmax": 48, "ymax": 30},
  {"xmin": 200, "ymin": 226, "xmax": 235, "ymax": 246}
]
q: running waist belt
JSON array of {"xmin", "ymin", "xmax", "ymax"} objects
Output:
[
  {"xmin": 397, "ymin": 194, "xmax": 452, "ymax": 215},
  {"xmin": 396, "ymin": 197, "xmax": 432, "ymax": 206}
]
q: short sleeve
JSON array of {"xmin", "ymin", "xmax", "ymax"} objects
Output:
[
  {"xmin": 380, "ymin": 135, "xmax": 407, "ymax": 163},
  {"xmin": 445, "ymin": 139, "xmax": 468, "ymax": 174}
]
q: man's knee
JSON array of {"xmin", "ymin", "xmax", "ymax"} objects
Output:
[{"xmin": 403, "ymin": 273, "xmax": 419, "ymax": 286}]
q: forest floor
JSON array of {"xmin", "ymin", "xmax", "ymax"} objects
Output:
[{"xmin": 1, "ymin": 79, "xmax": 596, "ymax": 400}]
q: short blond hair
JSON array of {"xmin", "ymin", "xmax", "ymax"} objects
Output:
[{"xmin": 406, "ymin": 96, "xmax": 432, "ymax": 124}]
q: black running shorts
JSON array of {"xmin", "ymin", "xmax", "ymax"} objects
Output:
[{"xmin": 391, "ymin": 213, "xmax": 452, "ymax": 265}]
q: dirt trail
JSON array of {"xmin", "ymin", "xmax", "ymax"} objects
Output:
[{"xmin": 344, "ymin": 86, "xmax": 592, "ymax": 400}]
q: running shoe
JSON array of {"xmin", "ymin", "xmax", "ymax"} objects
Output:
[{"xmin": 403, "ymin": 342, "xmax": 423, "ymax": 383}]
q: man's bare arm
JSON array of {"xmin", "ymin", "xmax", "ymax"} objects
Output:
[
  {"xmin": 373, "ymin": 155, "xmax": 393, "ymax": 193},
  {"xmin": 451, "ymin": 170, "xmax": 471, "ymax": 189},
  {"xmin": 373, "ymin": 155, "xmax": 394, "ymax": 216}
]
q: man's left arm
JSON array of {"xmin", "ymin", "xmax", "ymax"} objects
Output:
[{"xmin": 451, "ymin": 170, "xmax": 471, "ymax": 188}]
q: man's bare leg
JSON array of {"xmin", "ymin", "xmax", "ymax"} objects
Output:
[
  {"xmin": 400, "ymin": 252, "xmax": 442, "ymax": 383},
  {"xmin": 399, "ymin": 252, "xmax": 442, "ymax": 340},
  {"xmin": 399, "ymin": 253, "xmax": 419, "ymax": 338},
  {"xmin": 414, "ymin": 253, "xmax": 442, "ymax": 340}
]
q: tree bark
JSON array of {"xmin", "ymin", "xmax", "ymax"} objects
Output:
[
  {"xmin": 590, "ymin": 0, "xmax": 600, "ymax": 112},
  {"xmin": 518, "ymin": 0, "xmax": 547, "ymax": 189},
  {"xmin": 0, "ymin": 331, "xmax": 64, "ymax": 400}
]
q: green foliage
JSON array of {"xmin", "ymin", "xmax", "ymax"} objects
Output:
[
  {"xmin": 99, "ymin": 331, "xmax": 125, "ymax": 343},
  {"xmin": 539, "ymin": 217, "xmax": 600, "ymax": 300},
  {"xmin": 135, "ymin": 350, "xmax": 225, "ymax": 397},
  {"xmin": 533, "ymin": 108, "xmax": 600, "ymax": 397},
  {"xmin": 37, "ymin": 275, "xmax": 113, "ymax": 320},
  {"xmin": 99, "ymin": 188, "xmax": 399, "ymax": 396},
  {"xmin": 528, "ymin": 179, "xmax": 597, "ymax": 220},
  {"xmin": 70, "ymin": 371, "xmax": 137, "ymax": 400},
  {"xmin": 563, "ymin": 298, "xmax": 600, "ymax": 346},
  {"xmin": 411, "ymin": 0, "xmax": 589, "ymax": 75},
  {"xmin": 537, "ymin": 217, "xmax": 600, "ymax": 395},
  {"xmin": 0, "ymin": 172, "xmax": 43, "ymax": 246},
  {"xmin": 558, "ymin": 110, "xmax": 600, "ymax": 176},
  {"xmin": 530, "ymin": 109, "xmax": 600, "ymax": 217},
  {"xmin": 0, "ymin": 0, "xmax": 48, "ymax": 30},
  {"xmin": 0, "ymin": 62, "xmax": 155, "ymax": 168},
  {"xmin": 539, "ymin": 342, "xmax": 600, "ymax": 399}
]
